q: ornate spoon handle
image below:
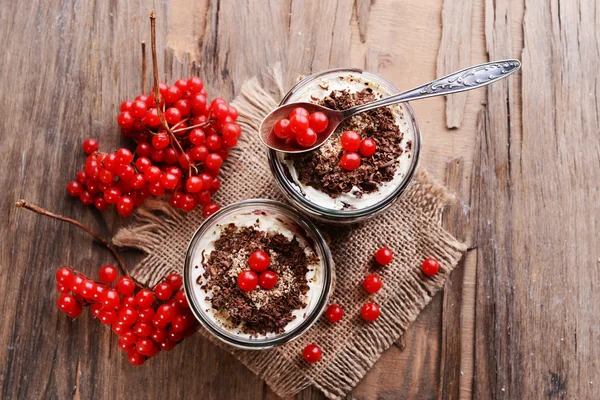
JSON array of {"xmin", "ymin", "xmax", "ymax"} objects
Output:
[{"xmin": 343, "ymin": 59, "xmax": 521, "ymax": 118}]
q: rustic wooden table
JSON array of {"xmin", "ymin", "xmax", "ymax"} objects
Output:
[{"xmin": 1, "ymin": 0, "xmax": 598, "ymax": 399}]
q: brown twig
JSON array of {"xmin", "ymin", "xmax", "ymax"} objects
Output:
[
  {"xmin": 141, "ymin": 41, "xmax": 147, "ymax": 94},
  {"xmin": 171, "ymin": 120, "xmax": 213, "ymax": 133},
  {"xmin": 149, "ymin": 10, "xmax": 193, "ymax": 176},
  {"xmin": 15, "ymin": 200, "xmax": 130, "ymax": 277}
]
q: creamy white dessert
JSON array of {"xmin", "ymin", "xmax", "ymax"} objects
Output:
[
  {"xmin": 276, "ymin": 72, "xmax": 415, "ymax": 210},
  {"xmin": 189, "ymin": 210, "xmax": 324, "ymax": 339}
]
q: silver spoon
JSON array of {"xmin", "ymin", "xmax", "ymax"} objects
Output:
[{"xmin": 259, "ymin": 59, "xmax": 521, "ymax": 153}]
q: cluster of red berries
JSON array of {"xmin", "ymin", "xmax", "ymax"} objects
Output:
[
  {"xmin": 237, "ymin": 250, "xmax": 278, "ymax": 291},
  {"xmin": 66, "ymin": 76, "xmax": 240, "ymax": 217},
  {"xmin": 302, "ymin": 249, "xmax": 441, "ymax": 363},
  {"xmin": 55, "ymin": 266, "xmax": 196, "ymax": 366},
  {"xmin": 338, "ymin": 130, "xmax": 377, "ymax": 171},
  {"xmin": 273, "ymin": 107, "xmax": 329, "ymax": 147}
]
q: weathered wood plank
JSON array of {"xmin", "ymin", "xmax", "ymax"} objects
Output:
[{"xmin": 436, "ymin": 0, "xmax": 473, "ymax": 128}]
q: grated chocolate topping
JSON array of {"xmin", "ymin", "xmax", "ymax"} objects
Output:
[
  {"xmin": 285, "ymin": 88, "xmax": 404, "ymax": 197},
  {"xmin": 198, "ymin": 223, "xmax": 317, "ymax": 336}
]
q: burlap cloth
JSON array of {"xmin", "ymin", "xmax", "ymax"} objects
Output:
[{"xmin": 113, "ymin": 66, "xmax": 466, "ymax": 399}]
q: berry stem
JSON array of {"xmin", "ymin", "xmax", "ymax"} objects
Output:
[
  {"xmin": 149, "ymin": 10, "xmax": 193, "ymax": 176},
  {"xmin": 141, "ymin": 41, "xmax": 147, "ymax": 94},
  {"xmin": 171, "ymin": 120, "xmax": 212, "ymax": 134},
  {"xmin": 14, "ymin": 200, "xmax": 130, "ymax": 278}
]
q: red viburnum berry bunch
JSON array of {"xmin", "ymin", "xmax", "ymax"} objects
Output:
[
  {"xmin": 66, "ymin": 76, "xmax": 240, "ymax": 217},
  {"xmin": 55, "ymin": 266, "xmax": 196, "ymax": 366}
]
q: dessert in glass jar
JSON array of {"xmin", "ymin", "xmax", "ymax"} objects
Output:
[
  {"xmin": 268, "ymin": 68, "xmax": 421, "ymax": 224},
  {"xmin": 183, "ymin": 199, "xmax": 333, "ymax": 349}
]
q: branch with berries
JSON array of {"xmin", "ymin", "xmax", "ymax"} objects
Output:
[{"xmin": 66, "ymin": 10, "xmax": 241, "ymax": 218}]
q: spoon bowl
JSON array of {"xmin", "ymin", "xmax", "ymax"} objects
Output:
[{"xmin": 259, "ymin": 102, "xmax": 343, "ymax": 153}]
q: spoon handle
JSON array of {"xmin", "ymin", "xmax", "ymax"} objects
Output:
[{"xmin": 343, "ymin": 59, "xmax": 521, "ymax": 118}]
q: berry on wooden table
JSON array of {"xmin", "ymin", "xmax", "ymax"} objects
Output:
[{"xmin": 98, "ymin": 265, "xmax": 118, "ymax": 283}]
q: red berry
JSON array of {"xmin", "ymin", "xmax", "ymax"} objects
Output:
[
  {"xmin": 274, "ymin": 118, "xmax": 292, "ymax": 139},
  {"xmin": 228, "ymin": 106, "xmax": 238, "ymax": 120},
  {"xmin": 120, "ymin": 295, "xmax": 137, "ymax": 309},
  {"xmin": 212, "ymin": 103, "xmax": 230, "ymax": 120},
  {"xmin": 127, "ymin": 350, "xmax": 146, "ymax": 366},
  {"xmin": 80, "ymin": 280, "xmax": 97, "ymax": 299},
  {"xmin": 82, "ymin": 138, "xmax": 99, "ymax": 154},
  {"xmin": 191, "ymin": 145, "xmax": 209, "ymax": 161},
  {"xmin": 138, "ymin": 308, "xmax": 155, "ymax": 323},
  {"xmin": 151, "ymin": 327, "xmax": 168, "ymax": 343},
  {"xmin": 164, "ymin": 148, "xmax": 179, "ymax": 164},
  {"xmin": 340, "ymin": 130, "xmax": 361, "ymax": 152},
  {"xmin": 375, "ymin": 247, "xmax": 393, "ymax": 265},
  {"xmin": 205, "ymin": 153, "xmax": 223, "ymax": 170},
  {"xmin": 359, "ymin": 138, "xmax": 377, "ymax": 157},
  {"xmin": 136, "ymin": 338, "xmax": 157, "ymax": 357},
  {"xmin": 189, "ymin": 128, "xmax": 205, "ymax": 145},
  {"xmin": 118, "ymin": 338, "xmax": 134, "ymax": 352},
  {"xmin": 76, "ymin": 171, "xmax": 88, "ymax": 185},
  {"xmin": 302, "ymin": 344, "xmax": 322, "ymax": 363},
  {"xmin": 165, "ymin": 107, "xmax": 182, "ymax": 124},
  {"xmin": 325, "ymin": 304, "xmax": 343, "ymax": 323},
  {"xmin": 116, "ymin": 196, "xmax": 135, "ymax": 217},
  {"xmin": 121, "ymin": 330, "xmax": 138, "ymax": 346},
  {"xmin": 134, "ymin": 322, "xmax": 153, "ymax": 338},
  {"xmin": 143, "ymin": 166, "xmax": 161, "ymax": 184},
  {"xmin": 166, "ymin": 274, "xmax": 183, "ymax": 291},
  {"xmin": 66, "ymin": 181, "xmax": 83, "ymax": 197},
  {"xmin": 121, "ymin": 101, "xmax": 133, "ymax": 112},
  {"xmin": 131, "ymin": 100, "xmax": 147, "ymax": 119},
  {"xmin": 289, "ymin": 114, "xmax": 309, "ymax": 135},
  {"xmin": 205, "ymin": 134, "xmax": 222, "ymax": 151},
  {"xmin": 190, "ymin": 94, "xmax": 207, "ymax": 114},
  {"xmin": 150, "ymin": 148, "xmax": 165, "ymax": 163},
  {"xmin": 154, "ymin": 282, "xmax": 173, "ymax": 300},
  {"xmin": 185, "ymin": 176, "xmax": 203, "ymax": 193},
  {"xmin": 339, "ymin": 152, "xmax": 361, "ymax": 171},
  {"xmin": 296, "ymin": 127, "xmax": 317, "ymax": 147},
  {"xmin": 90, "ymin": 303, "xmax": 103, "ymax": 318},
  {"xmin": 116, "ymin": 148, "xmax": 133, "ymax": 165},
  {"xmin": 136, "ymin": 142, "xmax": 152, "ymax": 157},
  {"xmin": 79, "ymin": 191, "xmax": 94, "ymax": 205},
  {"xmin": 222, "ymin": 123, "xmax": 241, "ymax": 139},
  {"xmin": 422, "ymin": 258, "xmax": 440, "ymax": 276},
  {"xmin": 103, "ymin": 290, "xmax": 121, "ymax": 309},
  {"xmin": 174, "ymin": 79, "xmax": 188, "ymax": 91},
  {"xmin": 167, "ymin": 326, "xmax": 183, "ymax": 342},
  {"xmin": 94, "ymin": 196, "xmax": 109, "ymax": 211},
  {"xmin": 187, "ymin": 77, "xmax": 204, "ymax": 94},
  {"xmin": 152, "ymin": 133, "xmax": 169, "ymax": 150},
  {"xmin": 156, "ymin": 304, "xmax": 176, "ymax": 323},
  {"xmin": 118, "ymin": 112, "xmax": 134, "ymax": 129},
  {"xmin": 203, "ymin": 203, "xmax": 220, "ymax": 217},
  {"xmin": 248, "ymin": 250, "xmax": 270, "ymax": 272},
  {"xmin": 164, "ymin": 86, "xmax": 182, "ymax": 104},
  {"xmin": 144, "ymin": 108, "xmax": 161, "ymax": 127},
  {"xmin": 70, "ymin": 275, "xmax": 85, "ymax": 294},
  {"xmin": 116, "ymin": 276, "xmax": 135, "ymax": 295},
  {"xmin": 66, "ymin": 302, "xmax": 83, "ymax": 318},
  {"xmin": 57, "ymin": 294, "xmax": 77, "ymax": 313},
  {"xmin": 363, "ymin": 274, "xmax": 383, "ymax": 293},
  {"xmin": 112, "ymin": 323, "xmax": 129, "ymax": 335},
  {"xmin": 361, "ymin": 302, "xmax": 380, "ymax": 322},
  {"xmin": 309, "ymin": 112, "xmax": 329, "ymax": 133},
  {"xmin": 175, "ymin": 290, "xmax": 189, "ymax": 308},
  {"xmin": 160, "ymin": 173, "xmax": 179, "ymax": 190},
  {"xmin": 98, "ymin": 309, "xmax": 118, "ymax": 325},
  {"xmin": 289, "ymin": 107, "xmax": 310, "ymax": 119},
  {"xmin": 136, "ymin": 290, "xmax": 155, "ymax": 308},
  {"xmin": 237, "ymin": 270, "xmax": 258, "ymax": 291},
  {"xmin": 56, "ymin": 267, "xmax": 74, "ymax": 286},
  {"xmin": 210, "ymin": 177, "xmax": 221, "ymax": 192},
  {"xmin": 98, "ymin": 168, "xmax": 115, "ymax": 184},
  {"xmin": 93, "ymin": 285, "xmax": 107, "ymax": 302},
  {"xmin": 160, "ymin": 339, "xmax": 177, "ymax": 351},
  {"xmin": 119, "ymin": 307, "xmax": 138, "ymax": 326},
  {"xmin": 171, "ymin": 314, "xmax": 191, "ymax": 333},
  {"xmin": 258, "ymin": 270, "xmax": 277, "ymax": 289},
  {"xmin": 57, "ymin": 283, "xmax": 70, "ymax": 294},
  {"xmin": 98, "ymin": 265, "xmax": 118, "ymax": 283}
]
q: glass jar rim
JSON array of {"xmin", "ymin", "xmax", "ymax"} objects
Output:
[
  {"xmin": 268, "ymin": 68, "xmax": 422, "ymax": 220},
  {"xmin": 183, "ymin": 199, "xmax": 334, "ymax": 349}
]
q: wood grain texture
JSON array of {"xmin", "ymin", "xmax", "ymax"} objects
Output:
[
  {"xmin": 1, "ymin": 0, "xmax": 598, "ymax": 399},
  {"xmin": 436, "ymin": 0, "xmax": 473, "ymax": 128}
]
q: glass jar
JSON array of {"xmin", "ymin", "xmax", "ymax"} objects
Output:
[
  {"xmin": 268, "ymin": 68, "xmax": 421, "ymax": 224},
  {"xmin": 183, "ymin": 199, "xmax": 334, "ymax": 349}
]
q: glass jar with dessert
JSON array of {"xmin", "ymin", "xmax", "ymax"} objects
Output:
[
  {"xmin": 268, "ymin": 68, "xmax": 421, "ymax": 224},
  {"xmin": 183, "ymin": 199, "xmax": 334, "ymax": 349}
]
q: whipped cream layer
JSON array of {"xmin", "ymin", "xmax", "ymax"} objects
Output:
[
  {"xmin": 276, "ymin": 72, "xmax": 415, "ymax": 211},
  {"xmin": 189, "ymin": 210, "xmax": 323, "ymax": 340}
]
